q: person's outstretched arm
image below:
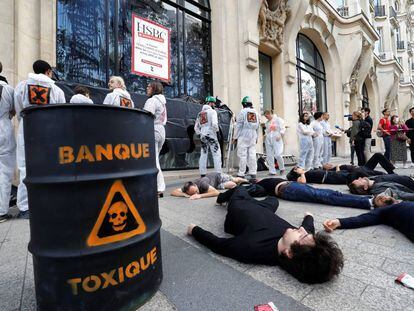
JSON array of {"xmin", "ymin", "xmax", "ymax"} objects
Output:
[
  {"xmin": 170, "ymin": 188, "xmax": 189, "ymax": 198},
  {"xmin": 323, "ymin": 209, "xmax": 382, "ymax": 232},
  {"xmin": 189, "ymin": 186, "xmax": 220, "ymax": 200},
  {"xmin": 187, "ymin": 224, "xmax": 243, "ymax": 260}
]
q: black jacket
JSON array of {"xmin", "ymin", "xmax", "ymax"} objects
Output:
[
  {"xmin": 339, "ymin": 202, "xmax": 414, "ymax": 241},
  {"xmin": 192, "ymin": 186, "xmax": 315, "ymax": 265}
]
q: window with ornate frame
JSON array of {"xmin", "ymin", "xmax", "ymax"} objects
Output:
[
  {"xmin": 56, "ymin": 0, "xmax": 212, "ymax": 99},
  {"xmin": 296, "ymin": 34, "xmax": 327, "ymax": 115}
]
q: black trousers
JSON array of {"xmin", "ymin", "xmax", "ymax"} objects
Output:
[
  {"xmin": 354, "ymin": 139, "xmax": 366, "ymax": 166},
  {"xmin": 364, "ymin": 153, "xmax": 395, "ymax": 174},
  {"xmin": 409, "ymin": 143, "xmax": 414, "ymax": 163}
]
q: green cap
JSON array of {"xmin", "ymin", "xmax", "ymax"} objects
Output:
[
  {"xmin": 205, "ymin": 96, "xmax": 216, "ymax": 103},
  {"xmin": 241, "ymin": 96, "xmax": 252, "ymax": 105}
]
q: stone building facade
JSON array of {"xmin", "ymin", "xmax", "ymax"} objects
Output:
[{"xmin": 1, "ymin": 0, "xmax": 414, "ymax": 157}]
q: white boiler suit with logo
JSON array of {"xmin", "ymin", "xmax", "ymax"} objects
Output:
[
  {"xmin": 0, "ymin": 81, "xmax": 16, "ymax": 216},
  {"xmin": 235, "ymin": 107, "xmax": 259, "ymax": 177},
  {"xmin": 265, "ymin": 115, "xmax": 285, "ymax": 174},
  {"xmin": 103, "ymin": 88, "xmax": 134, "ymax": 108},
  {"xmin": 311, "ymin": 120, "xmax": 324, "ymax": 168},
  {"xmin": 321, "ymin": 119, "xmax": 332, "ymax": 164},
  {"xmin": 144, "ymin": 94, "xmax": 167, "ymax": 192},
  {"xmin": 297, "ymin": 122, "xmax": 314, "ymax": 170},
  {"xmin": 70, "ymin": 94, "xmax": 94, "ymax": 104},
  {"xmin": 14, "ymin": 73, "xmax": 66, "ymax": 212},
  {"xmin": 195, "ymin": 105, "xmax": 222, "ymax": 175}
]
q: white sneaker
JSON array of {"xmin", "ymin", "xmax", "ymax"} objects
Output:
[
  {"xmin": 394, "ymin": 164, "xmax": 400, "ymax": 169},
  {"xmin": 403, "ymin": 164, "xmax": 409, "ymax": 169},
  {"xmin": 410, "ymin": 163, "xmax": 414, "ymax": 167}
]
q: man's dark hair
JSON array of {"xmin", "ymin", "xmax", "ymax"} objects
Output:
[
  {"xmin": 33, "ymin": 60, "xmax": 52, "ymax": 74},
  {"xmin": 382, "ymin": 108, "xmax": 389, "ymax": 115},
  {"xmin": 278, "ymin": 232, "xmax": 344, "ymax": 284},
  {"xmin": 348, "ymin": 181, "xmax": 370, "ymax": 195},
  {"xmin": 149, "ymin": 81, "xmax": 164, "ymax": 96},
  {"xmin": 182, "ymin": 181, "xmax": 196, "ymax": 194},
  {"xmin": 299, "ymin": 113, "xmax": 310, "ymax": 125},
  {"xmin": 286, "ymin": 168, "xmax": 300, "ymax": 182},
  {"xmin": 74, "ymin": 85, "xmax": 90, "ymax": 96},
  {"xmin": 363, "ymin": 107, "xmax": 370, "ymax": 114},
  {"xmin": 313, "ymin": 111, "xmax": 323, "ymax": 120},
  {"xmin": 409, "ymin": 107, "xmax": 414, "ymax": 114}
]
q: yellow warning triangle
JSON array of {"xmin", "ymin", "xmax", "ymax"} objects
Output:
[{"xmin": 87, "ymin": 179, "xmax": 146, "ymax": 247}]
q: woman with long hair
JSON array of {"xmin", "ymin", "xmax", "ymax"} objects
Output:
[
  {"xmin": 390, "ymin": 115, "xmax": 408, "ymax": 168},
  {"xmin": 143, "ymin": 81, "xmax": 167, "ymax": 196},
  {"xmin": 297, "ymin": 112, "xmax": 314, "ymax": 170}
]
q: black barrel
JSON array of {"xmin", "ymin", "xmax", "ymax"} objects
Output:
[{"xmin": 23, "ymin": 104, "xmax": 162, "ymax": 311}]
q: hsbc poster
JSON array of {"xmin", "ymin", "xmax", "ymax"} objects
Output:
[{"xmin": 131, "ymin": 14, "xmax": 171, "ymax": 82}]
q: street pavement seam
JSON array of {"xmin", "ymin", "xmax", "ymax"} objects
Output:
[{"xmin": 18, "ymin": 250, "xmax": 29, "ymax": 311}]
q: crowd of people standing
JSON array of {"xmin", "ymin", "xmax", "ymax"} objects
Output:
[{"xmin": 0, "ymin": 59, "xmax": 168, "ymax": 222}]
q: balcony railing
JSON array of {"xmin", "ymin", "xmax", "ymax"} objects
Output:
[
  {"xmin": 397, "ymin": 40, "xmax": 405, "ymax": 50},
  {"xmin": 375, "ymin": 5, "xmax": 386, "ymax": 17},
  {"xmin": 337, "ymin": 6, "xmax": 349, "ymax": 17}
]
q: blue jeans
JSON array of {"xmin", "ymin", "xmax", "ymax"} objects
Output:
[
  {"xmin": 281, "ymin": 183, "xmax": 371, "ymax": 209},
  {"xmin": 383, "ymin": 136, "xmax": 391, "ymax": 160}
]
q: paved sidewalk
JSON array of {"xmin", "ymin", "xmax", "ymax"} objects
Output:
[{"xmin": 1, "ymin": 159, "xmax": 414, "ymax": 310}]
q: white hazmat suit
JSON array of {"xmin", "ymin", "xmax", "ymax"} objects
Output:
[
  {"xmin": 297, "ymin": 122, "xmax": 314, "ymax": 170},
  {"xmin": 70, "ymin": 94, "xmax": 94, "ymax": 104},
  {"xmin": 195, "ymin": 104, "xmax": 222, "ymax": 175},
  {"xmin": 311, "ymin": 119, "xmax": 324, "ymax": 168},
  {"xmin": 265, "ymin": 115, "xmax": 285, "ymax": 174},
  {"xmin": 234, "ymin": 107, "xmax": 259, "ymax": 177},
  {"xmin": 103, "ymin": 88, "xmax": 134, "ymax": 108},
  {"xmin": 321, "ymin": 119, "xmax": 332, "ymax": 164},
  {"xmin": 144, "ymin": 94, "xmax": 167, "ymax": 192},
  {"xmin": 0, "ymin": 81, "xmax": 16, "ymax": 217},
  {"xmin": 14, "ymin": 73, "xmax": 66, "ymax": 213}
]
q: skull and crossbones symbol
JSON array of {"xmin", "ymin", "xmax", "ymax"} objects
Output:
[{"xmin": 108, "ymin": 201, "xmax": 128, "ymax": 232}]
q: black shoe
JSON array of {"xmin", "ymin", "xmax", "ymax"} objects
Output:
[
  {"xmin": 17, "ymin": 210, "xmax": 29, "ymax": 219},
  {"xmin": 200, "ymin": 174, "xmax": 206, "ymax": 178},
  {"xmin": 158, "ymin": 192, "xmax": 164, "ymax": 198},
  {"xmin": 0, "ymin": 214, "xmax": 12, "ymax": 223}
]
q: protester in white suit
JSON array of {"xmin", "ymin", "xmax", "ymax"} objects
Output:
[
  {"xmin": 234, "ymin": 96, "xmax": 259, "ymax": 178},
  {"xmin": 311, "ymin": 111, "xmax": 324, "ymax": 169},
  {"xmin": 14, "ymin": 60, "xmax": 66, "ymax": 218},
  {"xmin": 264, "ymin": 110, "xmax": 285, "ymax": 175},
  {"xmin": 143, "ymin": 81, "xmax": 167, "ymax": 196},
  {"xmin": 103, "ymin": 76, "xmax": 134, "ymax": 108},
  {"xmin": 69, "ymin": 85, "xmax": 94, "ymax": 104},
  {"xmin": 195, "ymin": 96, "xmax": 222, "ymax": 176},
  {"xmin": 321, "ymin": 112, "xmax": 332, "ymax": 165},
  {"xmin": 297, "ymin": 112, "xmax": 314, "ymax": 170},
  {"xmin": 0, "ymin": 79, "xmax": 16, "ymax": 222}
]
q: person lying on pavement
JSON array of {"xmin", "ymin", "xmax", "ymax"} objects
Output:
[
  {"xmin": 348, "ymin": 174, "xmax": 414, "ymax": 200},
  {"xmin": 287, "ymin": 153, "xmax": 395, "ymax": 185},
  {"xmin": 217, "ymin": 178, "xmax": 380, "ymax": 210},
  {"xmin": 323, "ymin": 192, "xmax": 413, "ymax": 242},
  {"xmin": 188, "ymin": 186, "xmax": 344, "ymax": 284},
  {"xmin": 170, "ymin": 172, "xmax": 248, "ymax": 200}
]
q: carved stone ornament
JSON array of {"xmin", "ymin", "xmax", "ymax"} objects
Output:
[
  {"xmin": 349, "ymin": 57, "xmax": 361, "ymax": 94},
  {"xmin": 258, "ymin": 0, "xmax": 290, "ymax": 51}
]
